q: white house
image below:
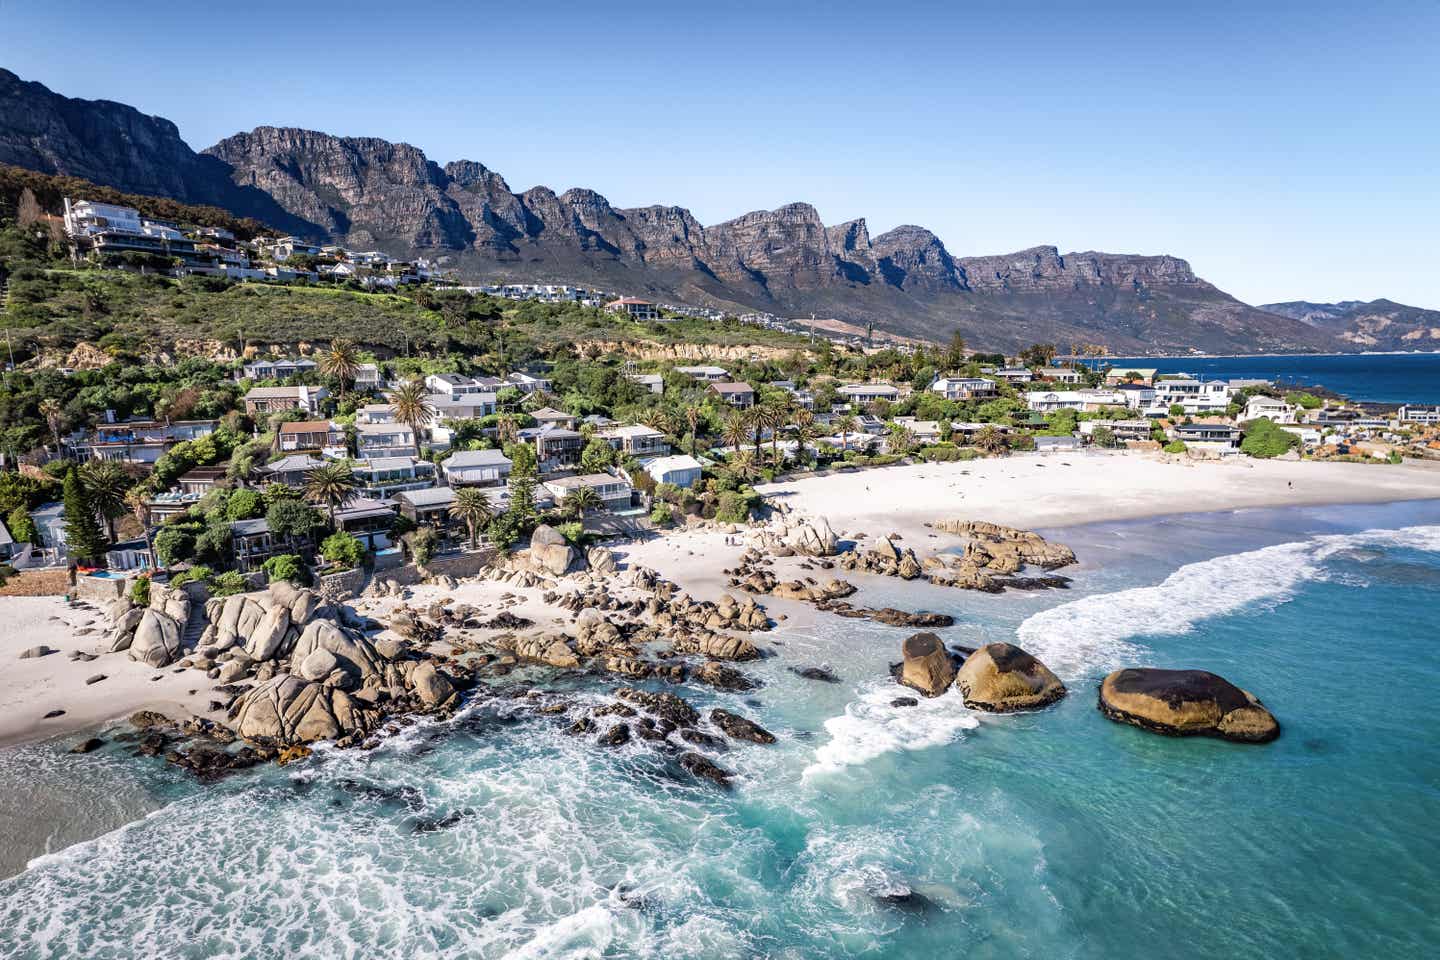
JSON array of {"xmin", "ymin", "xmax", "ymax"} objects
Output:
[
  {"xmin": 350, "ymin": 457, "xmax": 437, "ymax": 498},
  {"xmin": 1152, "ymin": 378, "xmax": 1233, "ymax": 414},
  {"xmin": 626, "ymin": 373, "xmax": 664, "ymax": 394},
  {"xmin": 543, "ymin": 474, "xmax": 634, "ymax": 512},
  {"xmin": 838, "ymin": 383, "xmax": 901, "ymax": 405},
  {"xmin": 598, "ymin": 424, "xmax": 671, "ymax": 456},
  {"xmin": 930, "ymin": 377, "xmax": 997, "ymax": 400},
  {"xmin": 640, "ymin": 454, "xmax": 704, "ymax": 489},
  {"xmin": 355, "ymin": 421, "xmax": 416, "ymax": 459},
  {"xmin": 1035, "ymin": 367, "xmax": 1084, "ymax": 385},
  {"xmin": 1026, "ymin": 389, "xmax": 1129, "ymax": 413},
  {"xmin": 675, "ymin": 365, "xmax": 729, "ymax": 382},
  {"xmin": 442, "ymin": 449, "xmax": 513, "ymax": 488},
  {"xmin": 1240, "ymin": 395, "xmax": 1298, "ymax": 424}
]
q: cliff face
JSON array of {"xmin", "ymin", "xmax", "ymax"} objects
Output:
[{"xmin": 0, "ymin": 68, "xmax": 1348, "ymax": 354}]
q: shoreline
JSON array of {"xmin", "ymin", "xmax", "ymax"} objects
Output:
[{"xmin": 2, "ymin": 451, "xmax": 1437, "ymax": 754}]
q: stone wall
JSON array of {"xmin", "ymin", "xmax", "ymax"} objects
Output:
[
  {"xmin": 377, "ymin": 549, "xmax": 496, "ymax": 588},
  {"xmin": 316, "ymin": 567, "xmax": 366, "ymax": 601}
]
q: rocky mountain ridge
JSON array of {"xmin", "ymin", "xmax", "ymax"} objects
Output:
[
  {"xmin": 1260, "ymin": 299, "xmax": 1440, "ymax": 352},
  {"xmin": 1, "ymin": 67, "xmax": 1348, "ymax": 354}
]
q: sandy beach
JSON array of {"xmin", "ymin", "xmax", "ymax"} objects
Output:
[{"xmin": 2, "ymin": 450, "xmax": 1436, "ymax": 751}]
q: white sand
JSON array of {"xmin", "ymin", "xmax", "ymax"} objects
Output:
[
  {"xmin": 2, "ymin": 450, "xmax": 1435, "ymax": 750},
  {"xmin": 756, "ymin": 450, "xmax": 1440, "ymax": 540},
  {"xmin": 0, "ymin": 597, "xmax": 222, "ymax": 749}
]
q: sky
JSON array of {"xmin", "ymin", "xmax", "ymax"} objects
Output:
[{"xmin": 3, "ymin": 0, "xmax": 1437, "ymax": 306}]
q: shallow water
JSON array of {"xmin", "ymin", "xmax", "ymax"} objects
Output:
[{"xmin": 2, "ymin": 501, "xmax": 1439, "ymax": 958}]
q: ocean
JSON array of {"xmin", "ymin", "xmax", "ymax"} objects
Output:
[
  {"xmin": 1, "ymin": 500, "xmax": 1439, "ymax": 958},
  {"xmin": 1105, "ymin": 353, "xmax": 1440, "ymax": 404}
]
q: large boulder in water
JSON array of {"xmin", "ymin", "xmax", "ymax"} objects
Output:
[
  {"xmin": 955, "ymin": 643, "xmax": 1065, "ymax": 712},
  {"xmin": 897, "ymin": 632, "xmax": 954, "ymax": 697},
  {"xmin": 1098, "ymin": 668, "xmax": 1280, "ymax": 743},
  {"xmin": 528, "ymin": 524, "xmax": 577, "ymax": 577},
  {"xmin": 128, "ymin": 609, "xmax": 182, "ymax": 667},
  {"xmin": 229, "ymin": 675, "xmax": 373, "ymax": 744}
]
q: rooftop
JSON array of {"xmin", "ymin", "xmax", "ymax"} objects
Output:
[{"xmin": 443, "ymin": 449, "xmax": 512, "ymax": 468}]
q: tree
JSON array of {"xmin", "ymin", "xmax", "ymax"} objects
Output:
[
  {"xmin": 153, "ymin": 524, "xmax": 197, "ymax": 567},
  {"xmin": 835, "ymin": 414, "xmax": 859, "ymax": 452},
  {"xmin": 319, "ymin": 531, "xmax": 364, "ymax": 567},
  {"xmin": 1018, "ymin": 343, "xmax": 1057, "ymax": 367},
  {"xmin": 6, "ymin": 506, "xmax": 38, "ymax": 546},
  {"xmin": 266, "ymin": 499, "xmax": 322, "ymax": 545},
  {"xmin": 684, "ymin": 404, "xmax": 702, "ymax": 457},
  {"xmin": 304, "ymin": 461, "xmax": 357, "ymax": 525},
  {"xmin": 762, "ymin": 402, "xmax": 789, "ymax": 466},
  {"xmin": 80, "ymin": 460, "xmax": 130, "ymax": 542},
  {"xmin": 1090, "ymin": 425, "xmax": 1117, "ymax": 449},
  {"xmin": 226, "ymin": 488, "xmax": 264, "ymax": 521},
  {"xmin": 390, "ymin": 377, "xmax": 435, "ymax": 456},
  {"xmin": 722, "ymin": 413, "xmax": 748, "ymax": 454},
  {"xmin": 580, "ymin": 436, "xmax": 617, "ymax": 473},
  {"xmin": 320, "ymin": 339, "xmax": 360, "ymax": 402},
  {"xmin": 262, "ymin": 553, "xmax": 310, "ymax": 585},
  {"xmin": 449, "ymin": 487, "xmax": 496, "ymax": 549},
  {"xmin": 888, "ymin": 424, "xmax": 916, "ymax": 456},
  {"xmin": 1240, "ymin": 418, "xmax": 1301, "ymax": 459},
  {"xmin": 38, "ymin": 398, "xmax": 64, "ymax": 452},
  {"xmin": 792, "ymin": 408, "xmax": 816, "ymax": 462},
  {"xmin": 62, "ymin": 466, "xmax": 108, "ymax": 565},
  {"xmin": 566, "ymin": 484, "xmax": 603, "ymax": 520},
  {"xmin": 943, "ymin": 331, "xmax": 967, "ymax": 371},
  {"xmin": 1168, "ymin": 404, "xmax": 1186, "ymax": 419},
  {"xmin": 974, "ymin": 425, "xmax": 1008, "ymax": 457}
]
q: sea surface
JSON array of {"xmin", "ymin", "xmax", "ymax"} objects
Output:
[
  {"xmin": 2, "ymin": 500, "xmax": 1439, "ymax": 958},
  {"xmin": 1106, "ymin": 352, "xmax": 1440, "ymax": 404}
]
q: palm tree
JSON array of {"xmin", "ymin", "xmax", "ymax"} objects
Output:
[
  {"xmin": 642, "ymin": 408, "xmax": 675, "ymax": 439},
  {"xmin": 320, "ymin": 339, "xmax": 360, "ymax": 402},
  {"xmin": 974, "ymin": 425, "xmax": 1008, "ymax": 457},
  {"xmin": 835, "ymin": 413, "xmax": 859, "ymax": 452},
  {"xmin": 722, "ymin": 414, "xmax": 748, "ymax": 455},
  {"xmin": 449, "ymin": 487, "xmax": 496, "ymax": 549},
  {"xmin": 38, "ymin": 398, "xmax": 64, "ymax": 453},
  {"xmin": 390, "ymin": 378, "xmax": 435, "ymax": 456},
  {"xmin": 304, "ymin": 461, "xmax": 358, "ymax": 526},
  {"xmin": 792, "ymin": 408, "xmax": 816, "ymax": 462},
  {"xmin": 888, "ymin": 424, "xmax": 917, "ymax": 457},
  {"xmin": 566, "ymin": 484, "xmax": 603, "ymax": 520},
  {"xmin": 743, "ymin": 405, "xmax": 767, "ymax": 459},
  {"xmin": 683, "ymin": 404, "xmax": 701, "ymax": 457},
  {"xmin": 496, "ymin": 415, "xmax": 519, "ymax": 447},
  {"xmin": 729, "ymin": 448, "xmax": 756, "ymax": 481},
  {"xmin": 764, "ymin": 402, "xmax": 790, "ymax": 466},
  {"xmin": 81, "ymin": 460, "xmax": 130, "ymax": 541}
]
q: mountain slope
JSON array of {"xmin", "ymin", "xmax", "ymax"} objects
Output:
[
  {"xmin": 0, "ymin": 68, "xmax": 1342, "ymax": 354},
  {"xmin": 1260, "ymin": 299, "xmax": 1440, "ymax": 352}
]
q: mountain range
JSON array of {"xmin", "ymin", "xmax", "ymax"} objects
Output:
[
  {"xmin": 4, "ymin": 67, "xmax": 1432, "ymax": 355},
  {"xmin": 1258, "ymin": 300, "xmax": 1440, "ymax": 353}
]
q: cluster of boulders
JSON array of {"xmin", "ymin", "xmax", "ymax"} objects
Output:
[
  {"xmin": 895, "ymin": 634, "xmax": 1067, "ymax": 712},
  {"xmin": 928, "ymin": 521, "xmax": 1078, "ymax": 570},
  {"xmin": 837, "ymin": 536, "xmax": 926, "ymax": 581},
  {"xmin": 1098, "ymin": 668, "xmax": 1280, "ymax": 743},
  {"xmin": 747, "ymin": 516, "xmax": 839, "ymax": 558},
  {"xmin": 106, "ymin": 583, "xmax": 193, "ymax": 667}
]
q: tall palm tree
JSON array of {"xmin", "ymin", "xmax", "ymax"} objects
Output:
[
  {"xmin": 566, "ymin": 484, "xmax": 603, "ymax": 520},
  {"xmin": 390, "ymin": 378, "xmax": 435, "ymax": 456},
  {"xmin": 764, "ymin": 402, "xmax": 789, "ymax": 466},
  {"xmin": 729, "ymin": 448, "xmax": 755, "ymax": 481},
  {"xmin": 496, "ymin": 415, "xmax": 519, "ymax": 447},
  {"xmin": 743, "ymin": 405, "xmax": 767, "ymax": 459},
  {"xmin": 722, "ymin": 413, "xmax": 748, "ymax": 455},
  {"xmin": 38, "ymin": 398, "xmax": 64, "ymax": 453},
  {"xmin": 792, "ymin": 408, "xmax": 816, "ymax": 462},
  {"xmin": 304, "ymin": 461, "xmax": 358, "ymax": 526},
  {"xmin": 320, "ymin": 340, "xmax": 360, "ymax": 402},
  {"xmin": 683, "ymin": 404, "xmax": 701, "ymax": 457},
  {"xmin": 81, "ymin": 460, "xmax": 130, "ymax": 541},
  {"xmin": 642, "ymin": 408, "xmax": 675, "ymax": 439},
  {"xmin": 835, "ymin": 413, "xmax": 859, "ymax": 452},
  {"xmin": 449, "ymin": 487, "xmax": 496, "ymax": 549}
]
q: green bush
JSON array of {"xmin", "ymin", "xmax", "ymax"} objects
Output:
[
  {"xmin": 209, "ymin": 571, "xmax": 249, "ymax": 596},
  {"xmin": 649, "ymin": 504, "xmax": 673, "ymax": 526},
  {"xmin": 404, "ymin": 526, "xmax": 438, "ymax": 566},
  {"xmin": 226, "ymin": 488, "xmax": 264, "ymax": 521},
  {"xmin": 556, "ymin": 521, "xmax": 585, "ymax": 545},
  {"xmin": 129, "ymin": 576, "xmax": 151, "ymax": 606},
  {"xmin": 5, "ymin": 505, "xmax": 38, "ymax": 545},
  {"xmin": 320, "ymin": 531, "xmax": 364, "ymax": 568},
  {"xmin": 262, "ymin": 553, "xmax": 310, "ymax": 585},
  {"xmin": 715, "ymin": 490, "xmax": 755, "ymax": 524},
  {"xmin": 1240, "ymin": 418, "xmax": 1301, "ymax": 459},
  {"xmin": 153, "ymin": 523, "xmax": 199, "ymax": 566},
  {"xmin": 1163, "ymin": 440, "xmax": 1188, "ymax": 454},
  {"xmin": 169, "ymin": 565, "xmax": 213, "ymax": 587},
  {"xmin": 1286, "ymin": 391, "xmax": 1323, "ymax": 410}
]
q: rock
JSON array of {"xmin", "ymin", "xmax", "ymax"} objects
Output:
[
  {"xmin": 784, "ymin": 516, "xmax": 839, "ymax": 556},
  {"xmin": 869, "ymin": 537, "xmax": 901, "ymax": 563},
  {"xmin": 19, "ymin": 644, "xmax": 55, "ymax": 659},
  {"xmin": 693, "ymin": 662, "xmax": 756, "ymax": 692},
  {"xmin": 1098, "ymin": 668, "xmax": 1280, "ymax": 743},
  {"xmin": 107, "ymin": 606, "xmax": 145, "ymax": 652},
  {"xmin": 897, "ymin": 632, "xmax": 955, "ymax": 698},
  {"xmin": 869, "ymin": 608, "xmax": 954, "ymax": 628},
  {"xmin": 243, "ymin": 604, "xmax": 291, "ymax": 661},
  {"xmin": 129, "ymin": 609, "xmax": 182, "ymax": 667},
  {"xmin": 129, "ymin": 710, "xmax": 170, "ymax": 729},
  {"xmin": 791, "ymin": 665, "xmax": 841, "ymax": 683},
  {"xmin": 670, "ymin": 631, "xmax": 758, "ymax": 661},
  {"xmin": 679, "ymin": 752, "xmax": 733, "ymax": 789},
  {"xmin": 43, "ymin": 709, "xmax": 66, "ymax": 719},
  {"xmin": 600, "ymin": 723, "xmax": 631, "ymax": 747},
  {"xmin": 617, "ymin": 687, "xmax": 699, "ymax": 726},
  {"xmin": 890, "ymin": 696, "xmax": 918, "ymax": 708},
  {"xmin": 528, "ymin": 524, "xmax": 577, "ymax": 577},
  {"xmin": 955, "ymin": 643, "xmax": 1066, "ymax": 713},
  {"xmin": 289, "ymin": 589, "xmax": 320, "ymax": 625},
  {"xmin": 229, "ymin": 675, "xmax": 375, "ymax": 745},
  {"xmin": 514, "ymin": 634, "xmax": 580, "ymax": 669},
  {"xmin": 69, "ymin": 737, "xmax": 105, "ymax": 754},
  {"xmin": 586, "ymin": 546, "xmax": 617, "ymax": 575},
  {"xmin": 85, "ymin": 673, "xmax": 107, "ymax": 685},
  {"xmin": 216, "ymin": 659, "xmax": 251, "ymax": 684},
  {"xmin": 897, "ymin": 555, "xmax": 922, "ymax": 580},
  {"xmin": 299, "ymin": 648, "xmax": 340, "ymax": 682},
  {"xmin": 410, "ymin": 661, "xmax": 458, "ymax": 708},
  {"xmin": 290, "ymin": 619, "xmax": 384, "ymax": 678},
  {"xmin": 710, "ymin": 709, "xmax": 776, "ymax": 744},
  {"xmin": 276, "ymin": 745, "xmax": 313, "ymax": 766}
]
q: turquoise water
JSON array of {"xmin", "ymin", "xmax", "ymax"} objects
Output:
[
  {"xmin": 2, "ymin": 501, "xmax": 1439, "ymax": 958},
  {"xmin": 1107, "ymin": 352, "xmax": 1440, "ymax": 404}
]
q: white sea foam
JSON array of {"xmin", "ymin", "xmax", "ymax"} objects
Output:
[
  {"xmin": 803, "ymin": 681, "xmax": 980, "ymax": 780},
  {"xmin": 1016, "ymin": 523, "xmax": 1440, "ymax": 679}
]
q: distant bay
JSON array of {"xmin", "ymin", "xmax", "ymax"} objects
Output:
[{"xmin": 1105, "ymin": 353, "xmax": 1440, "ymax": 404}]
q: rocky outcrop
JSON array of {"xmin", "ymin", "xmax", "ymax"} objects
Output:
[
  {"xmin": 129, "ymin": 608, "xmax": 182, "ymax": 667},
  {"xmin": 954, "ymin": 643, "xmax": 1066, "ymax": 713},
  {"xmin": 586, "ymin": 547, "xmax": 617, "ymax": 575},
  {"xmin": 229, "ymin": 675, "xmax": 376, "ymax": 745},
  {"xmin": 896, "ymin": 632, "xmax": 955, "ymax": 698},
  {"xmin": 1098, "ymin": 668, "xmax": 1280, "ymax": 743},
  {"xmin": 929, "ymin": 521, "xmax": 1077, "ymax": 570},
  {"xmin": 527, "ymin": 524, "xmax": 578, "ymax": 578}
]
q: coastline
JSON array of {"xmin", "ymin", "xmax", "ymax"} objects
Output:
[{"xmin": 2, "ymin": 450, "xmax": 1435, "ymax": 754}]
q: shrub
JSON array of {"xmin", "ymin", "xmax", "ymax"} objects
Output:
[
  {"xmin": 5, "ymin": 505, "xmax": 38, "ymax": 545},
  {"xmin": 153, "ymin": 523, "xmax": 198, "ymax": 566},
  {"xmin": 209, "ymin": 571, "xmax": 249, "ymax": 596},
  {"xmin": 1163, "ymin": 440, "xmax": 1188, "ymax": 454},
  {"xmin": 556, "ymin": 521, "xmax": 585, "ymax": 545},
  {"xmin": 169, "ymin": 565, "xmax": 213, "ymax": 588},
  {"xmin": 262, "ymin": 553, "xmax": 310, "ymax": 585},
  {"xmin": 649, "ymin": 504, "xmax": 673, "ymax": 526},
  {"xmin": 266, "ymin": 499, "xmax": 323, "ymax": 540},
  {"xmin": 320, "ymin": 531, "xmax": 364, "ymax": 568},
  {"xmin": 485, "ymin": 513, "xmax": 521, "ymax": 549},
  {"xmin": 1240, "ymin": 418, "xmax": 1301, "ymax": 459},
  {"xmin": 129, "ymin": 576, "xmax": 151, "ymax": 606},
  {"xmin": 404, "ymin": 526, "xmax": 438, "ymax": 566},
  {"xmin": 226, "ymin": 488, "xmax": 264, "ymax": 521},
  {"xmin": 715, "ymin": 490, "xmax": 755, "ymax": 524}
]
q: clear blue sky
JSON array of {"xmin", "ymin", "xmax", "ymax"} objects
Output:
[{"xmin": 4, "ymin": 0, "xmax": 1437, "ymax": 306}]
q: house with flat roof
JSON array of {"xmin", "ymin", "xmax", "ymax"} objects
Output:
[
  {"xmin": 355, "ymin": 421, "xmax": 416, "ymax": 459},
  {"xmin": 598, "ymin": 424, "xmax": 671, "ymax": 456},
  {"xmin": 708, "ymin": 381, "xmax": 756, "ymax": 408},
  {"xmin": 355, "ymin": 363, "xmax": 381, "ymax": 390},
  {"xmin": 543, "ymin": 473, "xmax": 634, "ymax": 512},
  {"xmin": 605, "ymin": 297, "xmax": 659, "ymax": 321},
  {"xmin": 245, "ymin": 385, "xmax": 327, "ymax": 416},
  {"xmin": 351, "ymin": 456, "xmax": 436, "ymax": 499},
  {"xmin": 530, "ymin": 407, "xmax": 576, "ymax": 430},
  {"xmin": 675, "ymin": 365, "xmax": 729, "ymax": 382},
  {"xmin": 334, "ymin": 497, "xmax": 399, "ymax": 552},
  {"xmin": 258, "ymin": 453, "xmax": 326, "ymax": 487},
  {"xmin": 838, "ymin": 383, "xmax": 901, "ymax": 405},
  {"xmin": 1026, "ymin": 389, "xmax": 1130, "ymax": 413},
  {"xmin": 243, "ymin": 358, "xmax": 319, "ymax": 380},
  {"xmin": 1240, "ymin": 395, "xmax": 1298, "ymax": 424},
  {"xmin": 228, "ymin": 517, "xmax": 315, "ymax": 573},
  {"xmin": 993, "ymin": 367, "xmax": 1034, "ymax": 384},
  {"xmin": 1175, "ymin": 421, "xmax": 1242, "ymax": 451},
  {"xmin": 930, "ymin": 377, "xmax": 998, "ymax": 401},
  {"xmin": 1035, "ymin": 367, "xmax": 1085, "ymax": 385},
  {"xmin": 357, "ymin": 403, "xmax": 396, "ymax": 424},
  {"xmin": 626, "ymin": 373, "xmax": 664, "ymax": 394},
  {"xmin": 534, "ymin": 426, "xmax": 584, "ymax": 469},
  {"xmin": 441, "ymin": 449, "xmax": 512, "ymax": 488},
  {"xmin": 637, "ymin": 454, "xmax": 703, "ymax": 489},
  {"xmin": 424, "ymin": 373, "xmax": 500, "ymax": 402},
  {"xmin": 1105, "ymin": 368, "xmax": 1158, "ymax": 386},
  {"xmin": 506, "ymin": 372, "xmax": 553, "ymax": 394}
]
